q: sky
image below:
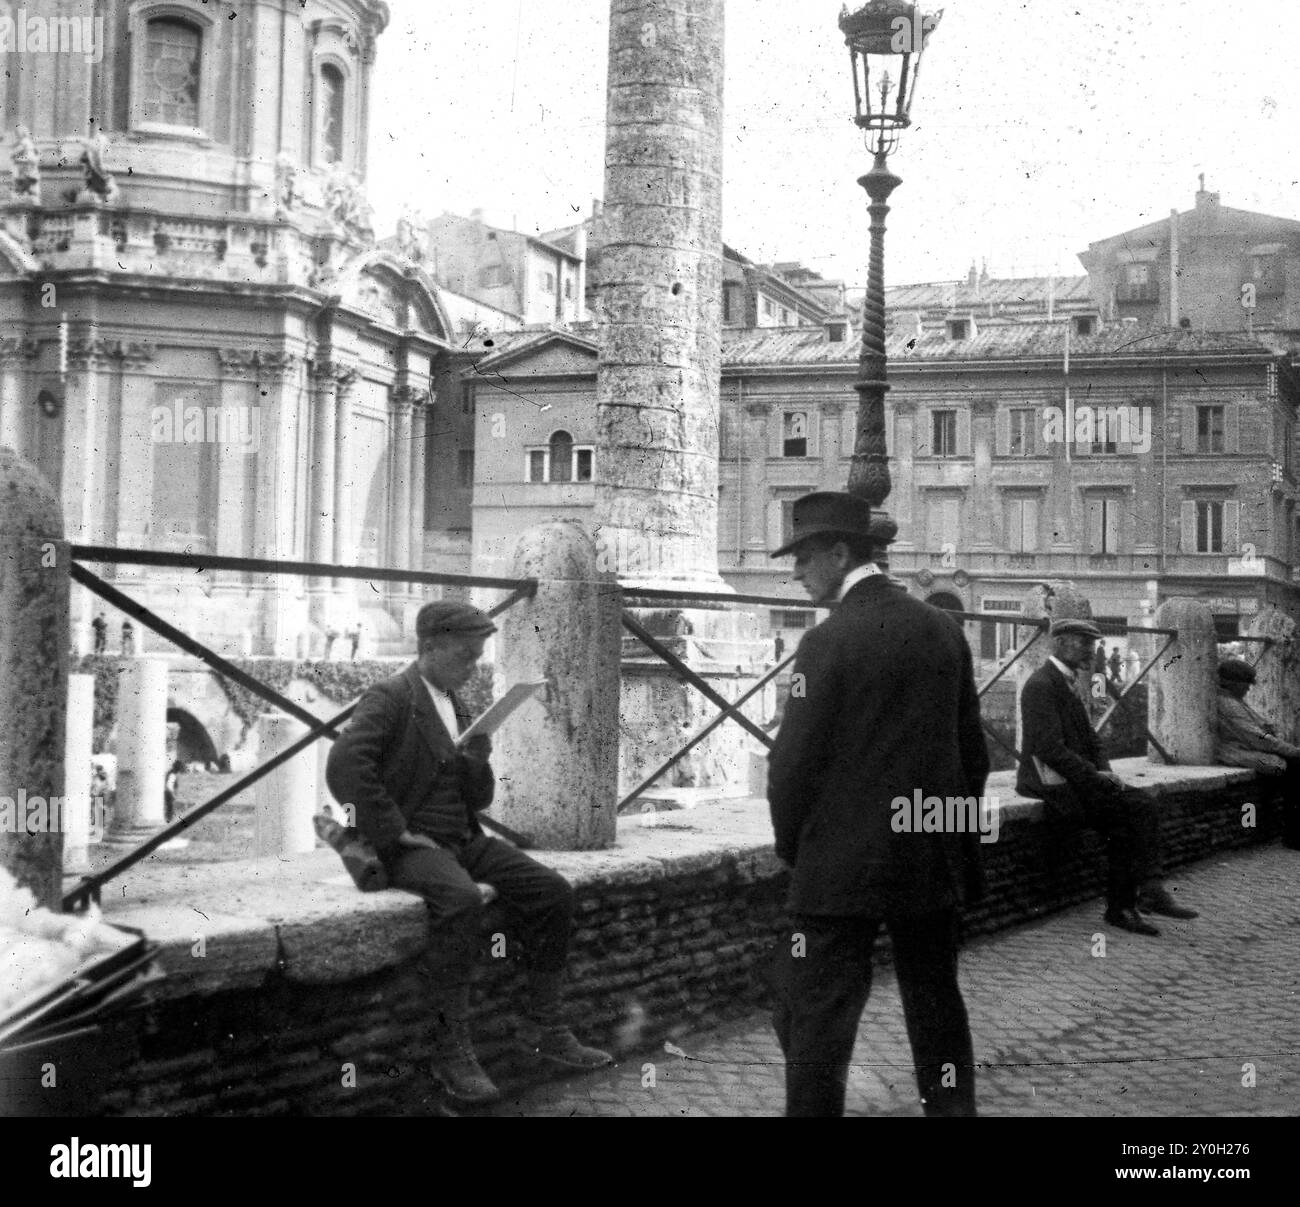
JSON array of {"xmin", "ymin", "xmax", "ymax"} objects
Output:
[{"xmin": 368, "ymin": 0, "xmax": 1300, "ymax": 290}]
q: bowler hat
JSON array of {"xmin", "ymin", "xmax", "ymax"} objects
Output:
[
  {"xmin": 1217, "ymin": 656, "xmax": 1256, "ymax": 685},
  {"xmin": 1049, "ymin": 618, "xmax": 1102, "ymax": 640},
  {"xmin": 416, "ymin": 600, "xmax": 497, "ymax": 641},
  {"xmin": 769, "ymin": 491, "xmax": 874, "ymax": 558}
]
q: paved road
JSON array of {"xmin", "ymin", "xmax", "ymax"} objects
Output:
[{"xmin": 483, "ymin": 843, "xmax": 1300, "ymax": 1117}]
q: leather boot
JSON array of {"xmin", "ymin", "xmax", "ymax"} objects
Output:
[
  {"xmin": 521, "ymin": 970, "xmax": 613, "ymax": 1069},
  {"xmin": 428, "ymin": 983, "xmax": 501, "ymax": 1105}
]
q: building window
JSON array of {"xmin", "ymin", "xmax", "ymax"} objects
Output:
[
  {"xmin": 762, "ymin": 297, "xmax": 775, "ymax": 319},
  {"xmin": 780, "ymin": 308, "xmax": 790, "ymax": 325},
  {"xmin": 1005, "ymin": 496, "xmax": 1039, "ymax": 552},
  {"xmin": 1197, "ymin": 405, "xmax": 1225, "ymax": 453},
  {"xmin": 1073, "ymin": 315, "xmax": 1095, "ymax": 337},
  {"xmin": 925, "ymin": 494, "xmax": 961, "ymax": 550},
  {"xmin": 525, "ymin": 432, "xmax": 594, "ymax": 483},
  {"xmin": 480, "ymin": 264, "xmax": 507, "ymax": 288},
  {"xmin": 782, "ymin": 412, "xmax": 808, "ymax": 458},
  {"xmin": 1090, "ymin": 424, "xmax": 1118, "ymax": 455},
  {"xmin": 947, "ymin": 318, "xmax": 969, "ymax": 341},
  {"xmin": 1250, "ymin": 254, "xmax": 1283, "ymax": 297},
  {"xmin": 932, "ymin": 409, "xmax": 957, "ymax": 457},
  {"xmin": 1009, "ymin": 408, "xmax": 1036, "ymax": 456},
  {"xmin": 318, "ymin": 64, "xmax": 345, "ymax": 165},
  {"xmin": 457, "ymin": 450, "xmax": 475, "ymax": 489},
  {"xmin": 1118, "ymin": 262, "xmax": 1158, "ymax": 302},
  {"xmin": 1196, "ymin": 500, "xmax": 1224, "ymax": 552},
  {"xmin": 142, "ymin": 17, "xmax": 202, "ymax": 127},
  {"xmin": 827, "ymin": 320, "xmax": 847, "ymax": 343},
  {"xmin": 772, "ymin": 609, "xmax": 815, "ymax": 630},
  {"xmin": 564, "ymin": 278, "xmax": 573, "ymax": 300},
  {"xmin": 1086, "ymin": 496, "xmax": 1120, "ymax": 554},
  {"xmin": 722, "ymin": 284, "xmax": 737, "ymax": 324},
  {"xmin": 542, "ymin": 271, "xmax": 556, "ymax": 294},
  {"xmin": 460, "ymin": 382, "xmax": 474, "ymax": 414},
  {"xmin": 979, "ymin": 599, "xmax": 1023, "ymax": 662}
]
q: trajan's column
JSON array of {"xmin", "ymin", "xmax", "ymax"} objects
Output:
[{"xmin": 595, "ymin": 0, "xmax": 767, "ymax": 799}]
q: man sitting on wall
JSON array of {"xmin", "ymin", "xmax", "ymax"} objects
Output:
[
  {"xmin": 1017, "ymin": 618, "xmax": 1200, "ymax": 936},
  {"xmin": 325, "ymin": 601, "xmax": 611, "ymax": 1107},
  {"xmin": 1215, "ymin": 656, "xmax": 1300, "ymax": 850}
]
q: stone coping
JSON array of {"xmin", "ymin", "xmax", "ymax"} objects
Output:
[{"xmin": 94, "ymin": 759, "xmax": 1258, "ymax": 1002}]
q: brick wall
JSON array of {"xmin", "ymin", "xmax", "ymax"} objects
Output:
[{"xmin": 82, "ymin": 769, "xmax": 1286, "ymax": 1117}]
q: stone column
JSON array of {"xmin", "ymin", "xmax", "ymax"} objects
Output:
[
  {"xmin": 595, "ymin": 0, "xmax": 726, "ymax": 591},
  {"xmin": 408, "ymin": 396, "xmax": 428, "ymax": 574},
  {"xmin": 494, "ymin": 521, "xmax": 621, "ymax": 848},
  {"xmin": 109, "ymin": 657, "xmax": 170, "ymax": 841},
  {"xmin": 1241, "ymin": 606, "xmax": 1298, "ymax": 744},
  {"xmin": 819, "ymin": 401, "xmax": 845, "ymax": 490},
  {"xmin": 254, "ymin": 713, "xmax": 318, "ymax": 856},
  {"xmin": 389, "ymin": 389, "xmax": 413, "ymax": 574},
  {"xmin": 308, "ymin": 359, "xmax": 342, "ymax": 589},
  {"xmin": 891, "ymin": 400, "xmax": 916, "ymax": 546},
  {"xmin": 1015, "ymin": 583, "xmax": 1093, "ymax": 755},
  {"xmin": 0, "ymin": 448, "xmax": 68, "ymax": 909},
  {"xmin": 1148, "ymin": 597, "xmax": 1217, "ymax": 764},
  {"xmin": 333, "ymin": 368, "xmax": 358, "ymax": 578},
  {"xmin": 0, "ymin": 336, "xmax": 39, "ymax": 453},
  {"xmin": 970, "ymin": 395, "xmax": 997, "ymax": 548},
  {"xmin": 62, "ymin": 673, "xmax": 95, "ymax": 874},
  {"xmin": 742, "ymin": 400, "xmax": 770, "ymax": 560}
]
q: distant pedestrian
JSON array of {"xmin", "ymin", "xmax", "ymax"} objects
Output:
[
  {"xmin": 1092, "ymin": 643, "xmax": 1107, "ymax": 675},
  {"xmin": 324, "ymin": 627, "xmax": 339, "ymax": 659},
  {"xmin": 1108, "ymin": 647, "xmax": 1123, "ymax": 683},
  {"xmin": 349, "ymin": 623, "xmax": 361, "ymax": 659},
  {"xmin": 120, "ymin": 619, "xmax": 134, "ymax": 656},
  {"xmin": 91, "ymin": 612, "xmax": 107, "ymax": 654},
  {"xmin": 164, "ymin": 760, "xmax": 183, "ymax": 823},
  {"xmin": 773, "ymin": 633, "xmax": 785, "ymax": 662}
]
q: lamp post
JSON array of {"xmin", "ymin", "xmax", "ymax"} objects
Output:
[{"xmin": 838, "ymin": 2, "xmax": 941, "ymax": 555}]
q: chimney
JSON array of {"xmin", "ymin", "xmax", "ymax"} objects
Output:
[
  {"xmin": 1195, "ymin": 173, "xmax": 1220, "ymax": 211},
  {"xmin": 574, "ymin": 220, "xmax": 588, "ymax": 320},
  {"xmin": 966, "ymin": 261, "xmax": 978, "ymax": 289},
  {"xmin": 470, "ymin": 207, "xmax": 484, "ymax": 223}
]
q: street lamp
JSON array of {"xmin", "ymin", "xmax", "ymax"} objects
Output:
[{"xmin": 838, "ymin": 1, "xmax": 941, "ymax": 554}]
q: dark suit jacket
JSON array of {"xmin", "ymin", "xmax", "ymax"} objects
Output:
[
  {"xmin": 1015, "ymin": 660, "xmax": 1114, "ymax": 802},
  {"xmin": 324, "ymin": 662, "xmax": 494, "ymax": 857},
  {"xmin": 767, "ymin": 575, "xmax": 989, "ymax": 917}
]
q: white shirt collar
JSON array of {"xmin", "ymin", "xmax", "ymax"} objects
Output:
[{"xmin": 837, "ymin": 562, "xmax": 883, "ymax": 602}]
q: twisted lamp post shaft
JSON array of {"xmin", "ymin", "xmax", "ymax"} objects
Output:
[{"xmin": 847, "ymin": 149, "xmax": 902, "ymax": 548}]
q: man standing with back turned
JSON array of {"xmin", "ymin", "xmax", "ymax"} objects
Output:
[{"xmin": 767, "ymin": 492, "xmax": 989, "ymax": 1118}]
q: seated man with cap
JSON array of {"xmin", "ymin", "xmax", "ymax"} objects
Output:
[
  {"xmin": 325, "ymin": 600, "xmax": 611, "ymax": 1107},
  {"xmin": 1216, "ymin": 656, "xmax": 1300, "ymax": 850},
  {"xmin": 1017, "ymin": 618, "xmax": 1199, "ymax": 936}
]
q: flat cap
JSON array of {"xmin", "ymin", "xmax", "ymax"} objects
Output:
[
  {"xmin": 1049, "ymin": 618, "xmax": 1102, "ymax": 640},
  {"xmin": 770, "ymin": 491, "xmax": 874, "ymax": 558},
  {"xmin": 1217, "ymin": 656, "xmax": 1256, "ymax": 684},
  {"xmin": 416, "ymin": 600, "xmax": 497, "ymax": 641}
]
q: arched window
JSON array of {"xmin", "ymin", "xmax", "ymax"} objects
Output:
[
  {"xmin": 319, "ymin": 64, "xmax": 345, "ymax": 165},
  {"xmin": 549, "ymin": 430, "xmax": 574, "ymax": 484},
  {"xmin": 143, "ymin": 18, "xmax": 201, "ymax": 127}
]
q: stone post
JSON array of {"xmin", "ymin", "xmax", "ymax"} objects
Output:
[
  {"xmin": 1241, "ymin": 606, "xmax": 1298, "ymax": 744},
  {"xmin": 493, "ymin": 521, "xmax": 621, "ymax": 849},
  {"xmin": 63, "ymin": 673, "xmax": 95, "ymax": 874},
  {"xmin": 1014, "ymin": 583, "xmax": 1092, "ymax": 755},
  {"xmin": 110, "ymin": 657, "xmax": 170, "ymax": 841},
  {"xmin": 1148, "ymin": 598, "xmax": 1217, "ymax": 764},
  {"xmin": 0, "ymin": 448, "xmax": 68, "ymax": 908},
  {"xmin": 254, "ymin": 713, "xmax": 319, "ymax": 856}
]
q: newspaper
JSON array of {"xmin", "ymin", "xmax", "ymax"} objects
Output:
[{"xmin": 456, "ymin": 681, "xmax": 547, "ymax": 746}]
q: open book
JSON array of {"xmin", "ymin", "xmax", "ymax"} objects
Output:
[{"xmin": 456, "ymin": 681, "xmax": 547, "ymax": 746}]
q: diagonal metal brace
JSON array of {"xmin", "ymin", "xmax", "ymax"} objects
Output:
[{"xmin": 621, "ymin": 612, "xmax": 773, "ymax": 747}]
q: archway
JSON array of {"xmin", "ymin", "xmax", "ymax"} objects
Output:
[{"xmin": 167, "ymin": 707, "xmax": 218, "ymax": 767}]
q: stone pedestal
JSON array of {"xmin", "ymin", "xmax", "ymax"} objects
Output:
[
  {"xmin": 110, "ymin": 657, "xmax": 170, "ymax": 842},
  {"xmin": 493, "ymin": 522, "xmax": 621, "ymax": 850},
  {"xmin": 1148, "ymin": 598, "xmax": 1217, "ymax": 764},
  {"xmin": 0, "ymin": 448, "xmax": 68, "ymax": 908},
  {"xmin": 63, "ymin": 674, "xmax": 96, "ymax": 874},
  {"xmin": 1241, "ymin": 606, "xmax": 1298, "ymax": 744},
  {"xmin": 254, "ymin": 713, "xmax": 318, "ymax": 857}
]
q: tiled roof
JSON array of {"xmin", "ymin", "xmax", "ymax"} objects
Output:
[
  {"xmin": 885, "ymin": 275, "xmax": 1092, "ymax": 310},
  {"xmin": 723, "ymin": 321, "xmax": 1280, "ymax": 367}
]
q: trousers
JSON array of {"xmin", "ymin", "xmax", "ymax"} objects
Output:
[
  {"xmin": 771, "ymin": 910, "xmax": 976, "ymax": 1118},
  {"xmin": 385, "ymin": 832, "xmax": 574, "ymax": 983},
  {"xmin": 1038, "ymin": 783, "xmax": 1162, "ymax": 910}
]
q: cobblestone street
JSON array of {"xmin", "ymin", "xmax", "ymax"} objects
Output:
[{"xmin": 483, "ymin": 844, "xmax": 1300, "ymax": 1118}]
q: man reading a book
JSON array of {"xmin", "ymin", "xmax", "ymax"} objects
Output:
[
  {"xmin": 1017, "ymin": 618, "xmax": 1199, "ymax": 936},
  {"xmin": 325, "ymin": 600, "xmax": 611, "ymax": 1106}
]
